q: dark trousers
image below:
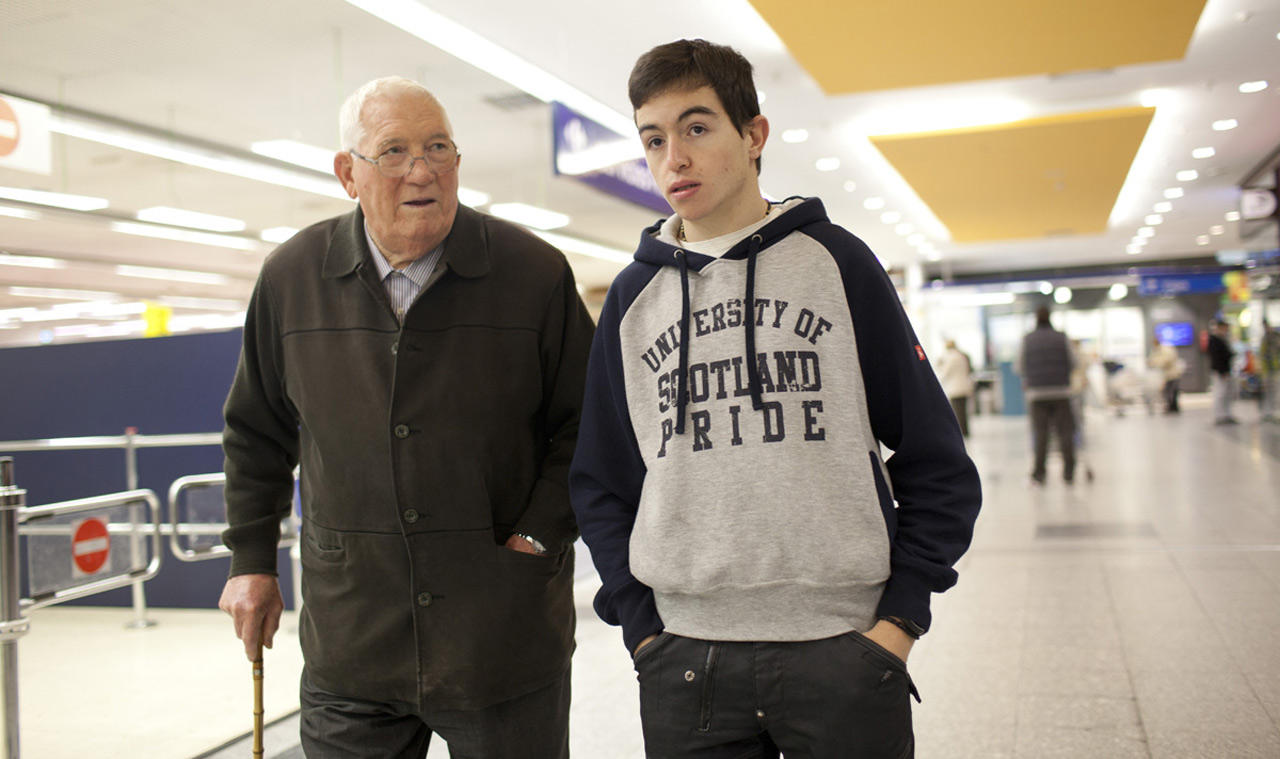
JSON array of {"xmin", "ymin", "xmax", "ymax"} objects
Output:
[
  {"xmin": 949, "ymin": 396, "xmax": 970, "ymax": 437},
  {"xmin": 1163, "ymin": 378, "xmax": 1180, "ymax": 412},
  {"xmin": 299, "ymin": 665, "xmax": 571, "ymax": 759},
  {"xmin": 1030, "ymin": 397, "xmax": 1076, "ymax": 483},
  {"xmin": 635, "ymin": 632, "xmax": 917, "ymax": 759}
]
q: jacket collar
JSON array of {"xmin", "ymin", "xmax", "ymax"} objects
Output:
[{"xmin": 321, "ymin": 203, "xmax": 491, "ymax": 280}]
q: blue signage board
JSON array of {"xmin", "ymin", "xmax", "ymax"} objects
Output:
[
  {"xmin": 552, "ymin": 101, "xmax": 671, "ymax": 215},
  {"xmin": 1137, "ymin": 272, "xmax": 1225, "ymax": 296}
]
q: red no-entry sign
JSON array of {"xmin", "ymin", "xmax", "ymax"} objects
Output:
[{"xmin": 72, "ymin": 517, "xmax": 110, "ymax": 576}]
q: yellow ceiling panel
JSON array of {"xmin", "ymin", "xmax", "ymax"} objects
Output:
[
  {"xmin": 870, "ymin": 107, "xmax": 1154, "ymax": 243},
  {"xmin": 749, "ymin": 0, "xmax": 1207, "ymax": 93}
]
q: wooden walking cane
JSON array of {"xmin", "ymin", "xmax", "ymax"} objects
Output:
[{"xmin": 253, "ymin": 623, "xmax": 265, "ymax": 759}]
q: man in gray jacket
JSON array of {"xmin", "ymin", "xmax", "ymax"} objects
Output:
[
  {"xmin": 218, "ymin": 76, "xmax": 594, "ymax": 758},
  {"xmin": 1019, "ymin": 305, "xmax": 1077, "ymax": 485}
]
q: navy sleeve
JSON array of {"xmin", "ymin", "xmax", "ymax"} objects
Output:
[
  {"xmin": 806, "ymin": 223, "xmax": 982, "ymax": 633},
  {"xmin": 569, "ymin": 267, "xmax": 665, "ymax": 654}
]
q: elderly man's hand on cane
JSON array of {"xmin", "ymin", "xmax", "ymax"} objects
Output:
[
  {"xmin": 220, "ymin": 575, "xmax": 284, "ymax": 758},
  {"xmin": 219, "ymin": 574, "xmax": 285, "ymax": 660}
]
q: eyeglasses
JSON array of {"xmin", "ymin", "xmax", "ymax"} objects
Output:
[{"xmin": 350, "ymin": 145, "xmax": 460, "ymax": 177}]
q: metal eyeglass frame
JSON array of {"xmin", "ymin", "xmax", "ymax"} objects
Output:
[{"xmin": 349, "ymin": 148, "xmax": 460, "ymax": 177}]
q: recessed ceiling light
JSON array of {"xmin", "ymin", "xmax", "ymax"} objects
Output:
[
  {"xmin": 260, "ymin": 227, "xmax": 299, "ymax": 244},
  {"xmin": 1108, "ymin": 284, "xmax": 1128, "ymax": 301},
  {"xmin": 1196, "ymin": 235, "xmax": 1210, "ymax": 245},
  {"xmin": 1145, "ymin": 214, "xmax": 1164, "ymax": 225},
  {"xmin": 781, "ymin": 129, "xmax": 809, "ymax": 144},
  {"xmin": 880, "ymin": 211, "xmax": 901, "ymax": 224},
  {"xmin": 9, "ymin": 286, "xmax": 122, "ymax": 301},
  {"xmin": 116, "ymin": 265, "xmax": 231, "ymax": 286},
  {"xmin": 815, "ymin": 157, "xmax": 841, "ymax": 172},
  {"xmin": 1212, "ymin": 119, "xmax": 1238, "ymax": 131},
  {"xmin": 454, "ymin": 187, "xmax": 489, "ymax": 208},
  {"xmin": 1153, "ymin": 201, "xmax": 1173, "ymax": 213},
  {"xmin": 251, "ymin": 139, "xmax": 336, "ymax": 173},
  {"xmin": 1176, "ymin": 170, "xmax": 1199, "ymax": 182},
  {"xmin": 1225, "ymin": 211, "xmax": 1242, "ymax": 221},
  {"xmin": 1125, "ymin": 244, "xmax": 1143, "ymax": 255},
  {"xmin": 1054, "ymin": 287, "xmax": 1073, "ymax": 304},
  {"xmin": 110, "ymin": 221, "xmax": 262, "ymax": 251},
  {"xmin": 863, "ymin": 197, "xmax": 885, "ymax": 210},
  {"xmin": 843, "ymin": 180, "xmax": 857, "ymax": 193},
  {"xmin": 0, "ymin": 205, "xmax": 41, "ymax": 221},
  {"xmin": 1038, "ymin": 282, "xmax": 1054, "ymax": 295},
  {"xmin": 488, "ymin": 202, "xmax": 569, "ymax": 230},
  {"xmin": 0, "ymin": 186, "xmax": 109, "ymax": 211},
  {"xmin": 1164, "ymin": 188, "xmax": 1185, "ymax": 199},
  {"xmin": 1131, "ymin": 236, "xmax": 1147, "ymax": 245},
  {"xmin": 1239, "ymin": 80, "xmax": 1269, "ymax": 93},
  {"xmin": 136, "ymin": 206, "xmax": 246, "ymax": 233},
  {"xmin": 0, "ymin": 252, "xmax": 64, "ymax": 269},
  {"xmin": 1191, "ymin": 147, "xmax": 1216, "ymax": 159},
  {"xmin": 1210, "ymin": 225, "xmax": 1225, "ymax": 235},
  {"xmin": 1138, "ymin": 227, "xmax": 1155, "ymax": 238}
]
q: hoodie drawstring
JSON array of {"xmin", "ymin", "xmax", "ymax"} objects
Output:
[
  {"xmin": 744, "ymin": 234, "xmax": 764, "ymax": 411},
  {"xmin": 673, "ymin": 232, "xmax": 766, "ymax": 436},
  {"xmin": 675, "ymin": 249, "xmax": 691, "ymax": 435}
]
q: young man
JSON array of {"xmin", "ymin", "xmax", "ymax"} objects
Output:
[{"xmin": 569, "ymin": 40, "xmax": 982, "ymax": 757}]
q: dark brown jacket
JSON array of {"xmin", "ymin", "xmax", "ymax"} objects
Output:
[{"xmin": 222, "ymin": 203, "xmax": 594, "ymax": 710}]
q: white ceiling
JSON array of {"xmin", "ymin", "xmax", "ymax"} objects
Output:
[{"xmin": 0, "ymin": 0, "xmax": 1278, "ymax": 347}]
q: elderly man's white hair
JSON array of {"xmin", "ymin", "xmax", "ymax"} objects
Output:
[{"xmin": 338, "ymin": 76, "xmax": 453, "ymax": 151}]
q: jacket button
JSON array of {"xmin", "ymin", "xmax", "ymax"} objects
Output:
[
  {"xmin": 391, "ymin": 343, "xmax": 398, "ymax": 355},
  {"xmin": 403, "ymin": 509, "xmax": 418, "ymax": 523},
  {"xmin": 394, "ymin": 424, "xmax": 410, "ymax": 438},
  {"xmin": 417, "ymin": 592, "xmax": 433, "ymax": 607}
]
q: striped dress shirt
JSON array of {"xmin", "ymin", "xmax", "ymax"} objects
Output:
[{"xmin": 364, "ymin": 223, "xmax": 444, "ymax": 323}]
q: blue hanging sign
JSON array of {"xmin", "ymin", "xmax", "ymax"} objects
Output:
[{"xmin": 552, "ymin": 102, "xmax": 671, "ymax": 215}]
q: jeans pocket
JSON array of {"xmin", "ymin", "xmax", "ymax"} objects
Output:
[
  {"xmin": 632, "ymin": 631, "xmax": 675, "ymax": 668},
  {"xmin": 846, "ymin": 631, "xmax": 921, "ymax": 703}
]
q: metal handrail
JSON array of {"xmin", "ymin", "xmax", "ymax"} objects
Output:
[
  {"xmin": 167, "ymin": 472, "xmax": 300, "ymax": 563},
  {"xmin": 20, "ymin": 489, "xmax": 163, "ymax": 612},
  {"xmin": 0, "ymin": 429, "xmax": 223, "ymax": 628},
  {"xmin": 0, "ymin": 432, "xmax": 221, "ymax": 452}
]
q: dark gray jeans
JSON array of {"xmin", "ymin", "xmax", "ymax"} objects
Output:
[
  {"xmin": 1030, "ymin": 397, "xmax": 1076, "ymax": 483},
  {"xmin": 634, "ymin": 632, "xmax": 918, "ymax": 759},
  {"xmin": 299, "ymin": 665, "xmax": 570, "ymax": 758}
]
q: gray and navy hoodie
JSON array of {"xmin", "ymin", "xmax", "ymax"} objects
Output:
[{"xmin": 569, "ymin": 197, "xmax": 981, "ymax": 654}]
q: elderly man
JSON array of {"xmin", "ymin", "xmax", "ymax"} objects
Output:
[{"xmin": 218, "ymin": 76, "xmax": 593, "ymax": 758}]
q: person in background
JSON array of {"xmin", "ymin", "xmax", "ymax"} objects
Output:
[
  {"xmin": 570, "ymin": 38, "xmax": 981, "ymax": 758},
  {"xmin": 1206, "ymin": 319, "xmax": 1237, "ymax": 425},
  {"xmin": 218, "ymin": 76, "xmax": 594, "ymax": 758},
  {"xmin": 1019, "ymin": 305, "xmax": 1076, "ymax": 485},
  {"xmin": 936, "ymin": 339, "xmax": 974, "ymax": 437},
  {"xmin": 1260, "ymin": 318, "xmax": 1280, "ymax": 423},
  {"xmin": 1148, "ymin": 335, "xmax": 1183, "ymax": 414}
]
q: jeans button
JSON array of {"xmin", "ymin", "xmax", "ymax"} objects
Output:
[
  {"xmin": 417, "ymin": 592, "xmax": 432, "ymax": 607},
  {"xmin": 394, "ymin": 424, "xmax": 410, "ymax": 438},
  {"xmin": 403, "ymin": 509, "xmax": 418, "ymax": 524}
]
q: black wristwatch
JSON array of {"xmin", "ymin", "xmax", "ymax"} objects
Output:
[{"xmin": 879, "ymin": 615, "xmax": 925, "ymax": 640}]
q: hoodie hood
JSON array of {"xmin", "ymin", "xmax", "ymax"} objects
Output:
[{"xmin": 631, "ymin": 196, "xmax": 830, "ymax": 435}]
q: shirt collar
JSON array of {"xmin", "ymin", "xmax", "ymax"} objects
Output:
[{"xmin": 364, "ymin": 220, "xmax": 439, "ymax": 288}]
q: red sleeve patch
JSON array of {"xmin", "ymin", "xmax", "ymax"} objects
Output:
[{"xmin": 915, "ymin": 345, "xmax": 927, "ymax": 361}]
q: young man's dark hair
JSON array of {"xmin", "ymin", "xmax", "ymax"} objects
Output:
[{"xmin": 627, "ymin": 38, "xmax": 763, "ymax": 174}]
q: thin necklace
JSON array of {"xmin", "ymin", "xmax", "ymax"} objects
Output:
[{"xmin": 679, "ymin": 200, "xmax": 771, "ymax": 243}]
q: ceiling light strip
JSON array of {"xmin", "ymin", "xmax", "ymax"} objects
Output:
[{"xmin": 343, "ymin": 0, "xmax": 635, "ymax": 138}]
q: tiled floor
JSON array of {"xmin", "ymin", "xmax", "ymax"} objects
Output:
[{"xmin": 16, "ymin": 393, "xmax": 1280, "ymax": 758}]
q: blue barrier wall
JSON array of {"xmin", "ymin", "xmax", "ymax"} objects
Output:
[{"xmin": 0, "ymin": 329, "xmax": 295, "ymax": 609}]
